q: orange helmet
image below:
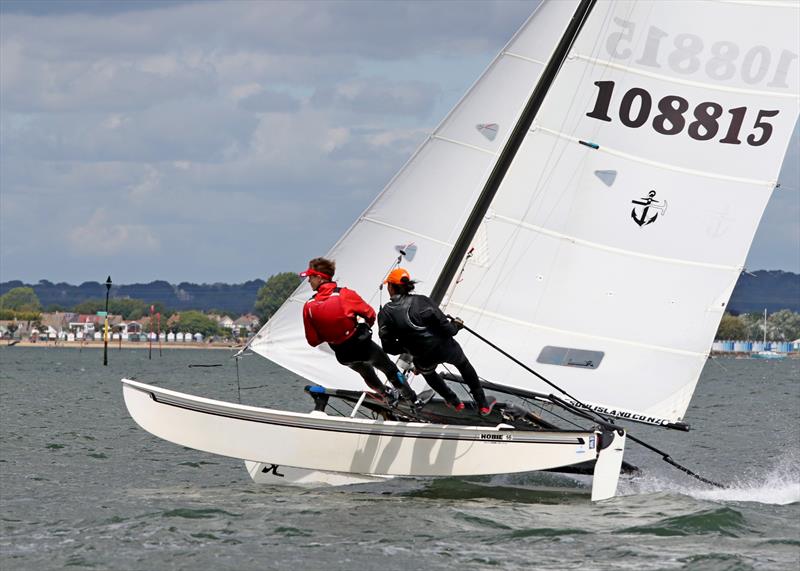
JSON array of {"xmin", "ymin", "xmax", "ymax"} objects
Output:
[{"xmin": 383, "ymin": 268, "xmax": 412, "ymax": 285}]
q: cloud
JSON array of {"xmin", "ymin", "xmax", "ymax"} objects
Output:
[
  {"xmin": 1, "ymin": 0, "xmax": 796, "ymax": 284},
  {"xmin": 311, "ymin": 78, "xmax": 440, "ymax": 118},
  {"xmin": 68, "ymin": 208, "xmax": 160, "ymax": 256},
  {"xmin": 2, "ymin": 98, "xmax": 256, "ymax": 163},
  {"xmin": 238, "ymin": 89, "xmax": 301, "ymax": 113}
]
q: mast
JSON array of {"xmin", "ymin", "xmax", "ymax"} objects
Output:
[{"xmin": 429, "ymin": 0, "xmax": 597, "ymax": 304}]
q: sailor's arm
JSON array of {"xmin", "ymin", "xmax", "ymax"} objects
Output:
[
  {"xmin": 302, "ymin": 304, "xmax": 323, "ymax": 347},
  {"xmin": 340, "ymin": 288, "xmax": 376, "ymax": 326},
  {"xmin": 418, "ymin": 296, "xmax": 459, "ymax": 336}
]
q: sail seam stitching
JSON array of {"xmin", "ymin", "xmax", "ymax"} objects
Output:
[
  {"xmin": 489, "ymin": 212, "xmax": 742, "ymax": 271},
  {"xmin": 534, "ymin": 125, "xmax": 775, "ymax": 186},
  {"xmin": 430, "ymin": 135, "xmax": 498, "ymax": 156},
  {"xmin": 448, "ymin": 301, "xmax": 708, "ymax": 357},
  {"xmin": 360, "ymin": 217, "xmax": 454, "ymax": 247},
  {"xmin": 571, "ymin": 54, "xmax": 800, "ymax": 99}
]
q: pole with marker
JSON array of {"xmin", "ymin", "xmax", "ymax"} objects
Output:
[
  {"xmin": 149, "ymin": 305, "xmax": 154, "ymax": 360},
  {"xmin": 103, "ymin": 276, "xmax": 112, "ymax": 366},
  {"xmin": 157, "ymin": 312, "xmax": 162, "ymax": 357}
]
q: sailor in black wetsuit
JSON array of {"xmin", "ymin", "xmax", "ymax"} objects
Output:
[{"xmin": 377, "ymin": 268, "xmax": 494, "ymax": 415}]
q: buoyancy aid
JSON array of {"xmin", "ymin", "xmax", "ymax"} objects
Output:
[
  {"xmin": 378, "ymin": 294, "xmax": 439, "ymax": 356},
  {"xmin": 305, "ymin": 286, "xmax": 358, "ymax": 345}
]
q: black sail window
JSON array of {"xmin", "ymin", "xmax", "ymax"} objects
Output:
[{"xmin": 536, "ymin": 346, "xmax": 604, "ymax": 369}]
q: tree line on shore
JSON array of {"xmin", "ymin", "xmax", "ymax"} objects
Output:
[
  {"xmin": 715, "ymin": 310, "xmax": 800, "ymax": 341},
  {"xmin": 3, "ymin": 274, "xmax": 798, "ymax": 342},
  {"xmin": 0, "ymin": 272, "xmax": 301, "ymax": 338}
]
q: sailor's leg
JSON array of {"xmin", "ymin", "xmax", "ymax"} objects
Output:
[
  {"xmin": 333, "ymin": 339, "xmax": 384, "ymax": 394},
  {"xmin": 346, "ymin": 361, "xmax": 386, "ymax": 395},
  {"xmin": 442, "ymin": 341, "xmax": 489, "ymax": 408},
  {"xmin": 420, "ymin": 369, "xmax": 461, "ymax": 407},
  {"xmin": 365, "ymin": 342, "xmax": 417, "ymax": 401}
]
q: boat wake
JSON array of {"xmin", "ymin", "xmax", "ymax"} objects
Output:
[{"xmin": 620, "ymin": 453, "xmax": 800, "ymax": 505}]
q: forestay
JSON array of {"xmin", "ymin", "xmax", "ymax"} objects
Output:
[
  {"xmin": 249, "ymin": 1, "xmax": 580, "ymax": 390},
  {"xmin": 251, "ymin": 0, "xmax": 799, "ymax": 424},
  {"xmin": 445, "ymin": 0, "xmax": 800, "ymax": 423}
]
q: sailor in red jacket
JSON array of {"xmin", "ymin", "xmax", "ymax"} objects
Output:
[{"xmin": 301, "ymin": 257, "xmax": 417, "ymax": 404}]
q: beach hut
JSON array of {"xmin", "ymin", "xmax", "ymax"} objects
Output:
[
  {"xmin": 193, "ymin": 333, "xmax": 203, "ymax": 342},
  {"xmin": 167, "ymin": 332, "xmax": 176, "ymax": 342}
]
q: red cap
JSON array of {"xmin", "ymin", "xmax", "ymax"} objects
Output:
[
  {"xmin": 299, "ymin": 268, "xmax": 332, "ymax": 280},
  {"xmin": 383, "ymin": 268, "xmax": 412, "ymax": 285}
]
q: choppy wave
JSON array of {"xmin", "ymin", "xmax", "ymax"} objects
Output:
[{"xmin": 622, "ymin": 507, "xmax": 750, "ymax": 537}]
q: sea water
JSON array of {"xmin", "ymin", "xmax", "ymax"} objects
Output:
[{"xmin": 0, "ymin": 347, "xmax": 798, "ymax": 570}]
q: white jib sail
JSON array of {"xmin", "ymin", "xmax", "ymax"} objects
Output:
[
  {"xmin": 251, "ymin": 0, "xmax": 799, "ymax": 424},
  {"xmin": 249, "ymin": 0, "xmax": 580, "ymax": 391}
]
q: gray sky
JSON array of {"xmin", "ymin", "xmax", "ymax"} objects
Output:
[{"xmin": 1, "ymin": 0, "xmax": 798, "ymax": 285}]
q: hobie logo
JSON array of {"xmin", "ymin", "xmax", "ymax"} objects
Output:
[
  {"xmin": 480, "ymin": 433, "xmax": 512, "ymax": 441},
  {"xmin": 631, "ymin": 190, "xmax": 668, "ymax": 227}
]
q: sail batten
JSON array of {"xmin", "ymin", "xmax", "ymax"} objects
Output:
[
  {"xmin": 533, "ymin": 126, "xmax": 780, "ymax": 185},
  {"xmin": 429, "ymin": 135, "xmax": 500, "ymax": 156},
  {"xmin": 359, "ymin": 217, "xmax": 454, "ymax": 248},
  {"xmin": 488, "ymin": 213, "xmax": 743, "ymax": 270},
  {"xmin": 503, "ymin": 52, "xmax": 548, "ymax": 65},
  {"xmin": 447, "ymin": 301, "xmax": 709, "ymax": 358}
]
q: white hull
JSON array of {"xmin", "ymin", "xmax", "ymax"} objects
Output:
[
  {"xmin": 122, "ymin": 379, "xmax": 625, "ymax": 500},
  {"xmin": 751, "ymin": 351, "xmax": 786, "ymax": 360}
]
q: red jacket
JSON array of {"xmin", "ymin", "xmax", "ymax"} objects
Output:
[{"xmin": 303, "ymin": 282, "xmax": 376, "ymax": 346}]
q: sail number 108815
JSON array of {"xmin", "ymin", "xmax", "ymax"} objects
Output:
[{"xmin": 586, "ymin": 81, "xmax": 779, "ymax": 146}]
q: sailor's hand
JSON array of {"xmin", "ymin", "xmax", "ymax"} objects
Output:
[{"xmin": 451, "ymin": 317, "xmax": 465, "ymax": 330}]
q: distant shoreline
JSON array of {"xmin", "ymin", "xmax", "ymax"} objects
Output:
[{"xmin": 4, "ymin": 341, "xmax": 238, "ymax": 351}]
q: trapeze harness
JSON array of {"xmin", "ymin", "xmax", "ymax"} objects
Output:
[{"xmin": 305, "ymin": 285, "xmax": 361, "ymax": 346}]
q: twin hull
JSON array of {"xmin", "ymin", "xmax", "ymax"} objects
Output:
[{"xmin": 122, "ymin": 379, "xmax": 625, "ymax": 499}]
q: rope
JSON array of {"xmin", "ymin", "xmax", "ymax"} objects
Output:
[{"xmin": 458, "ymin": 320, "xmax": 727, "ymax": 489}]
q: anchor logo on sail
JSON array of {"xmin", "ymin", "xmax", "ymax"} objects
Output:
[{"xmin": 631, "ymin": 190, "xmax": 667, "ymax": 227}]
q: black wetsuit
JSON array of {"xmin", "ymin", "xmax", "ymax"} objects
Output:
[
  {"xmin": 378, "ymin": 294, "xmax": 488, "ymax": 408},
  {"xmin": 331, "ymin": 324, "xmax": 408, "ymax": 397}
]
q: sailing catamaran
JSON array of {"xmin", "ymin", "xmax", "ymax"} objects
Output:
[
  {"xmin": 752, "ymin": 308, "xmax": 788, "ymax": 359},
  {"xmin": 122, "ymin": 0, "xmax": 800, "ymax": 501}
]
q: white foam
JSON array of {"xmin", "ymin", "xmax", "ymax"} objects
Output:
[{"xmin": 619, "ymin": 453, "xmax": 800, "ymax": 505}]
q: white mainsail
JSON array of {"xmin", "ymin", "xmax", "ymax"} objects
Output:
[{"xmin": 251, "ymin": 0, "xmax": 799, "ymax": 424}]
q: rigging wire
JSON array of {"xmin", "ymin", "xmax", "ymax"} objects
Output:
[{"xmin": 458, "ymin": 320, "xmax": 727, "ymax": 489}]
